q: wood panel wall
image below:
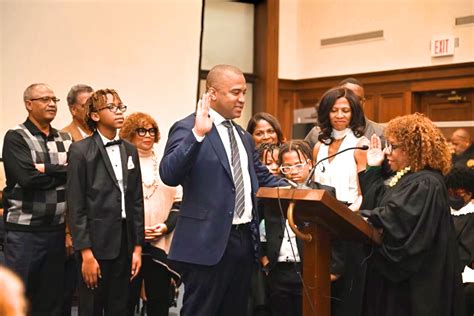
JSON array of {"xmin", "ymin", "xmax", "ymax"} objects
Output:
[
  {"xmin": 253, "ymin": 0, "xmax": 279, "ymax": 115},
  {"xmin": 277, "ymin": 62, "xmax": 474, "ymax": 139}
]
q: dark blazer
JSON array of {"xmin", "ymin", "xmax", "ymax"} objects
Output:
[
  {"xmin": 262, "ymin": 203, "xmax": 304, "ymax": 270},
  {"xmin": 67, "ymin": 132, "xmax": 144, "ymax": 260},
  {"xmin": 159, "ymin": 113, "xmax": 284, "ymax": 266}
]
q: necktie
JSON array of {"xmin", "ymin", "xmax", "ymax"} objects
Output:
[
  {"xmin": 104, "ymin": 139, "xmax": 122, "ymax": 147},
  {"xmin": 222, "ymin": 120, "xmax": 245, "ymax": 218}
]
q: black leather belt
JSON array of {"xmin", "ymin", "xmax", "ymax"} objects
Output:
[
  {"xmin": 231, "ymin": 223, "xmax": 250, "ymax": 230},
  {"xmin": 277, "ymin": 261, "xmax": 301, "ymax": 265}
]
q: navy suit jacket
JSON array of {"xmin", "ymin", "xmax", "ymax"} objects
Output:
[{"xmin": 159, "ymin": 113, "xmax": 284, "ymax": 266}]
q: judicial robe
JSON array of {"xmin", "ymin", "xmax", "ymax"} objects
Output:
[{"xmin": 358, "ymin": 168, "xmax": 465, "ymax": 316}]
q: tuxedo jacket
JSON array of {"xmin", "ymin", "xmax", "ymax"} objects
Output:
[
  {"xmin": 67, "ymin": 132, "xmax": 145, "ymax": 260},
  {"xmin": 62, "ymin": 121, "xmax": 90, "ymax": 142},
  {"xmin": 159, "ymin": 113, "xmax": 284, "ymax": 266}
]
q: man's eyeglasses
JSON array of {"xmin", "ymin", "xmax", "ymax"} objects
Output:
[
  {"xmin": 384, "ymin": 141, "xmax": 402, "ymax": 154},
  {"xmin": 136, "ymin": 127, "xmax": 157, "ymax": 137},
  {"xmin": 29, "ymin": 96, "xmax": 60, "ymax": 104},
  {"xmin": 280, "ymin": 162, "xmax": 307, "ymax": 174},
  {"xmin": 96, "ymin": 104, "xmax": 127, "ymax": 113}
]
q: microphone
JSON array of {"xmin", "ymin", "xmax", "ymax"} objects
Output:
[
  {"xmin": 305, "ymin": 145, "xmax": 369, "ymax": 187},
  {"xmin": 276, "ymin": 176, "xmax": 298, "ymax": 188}
]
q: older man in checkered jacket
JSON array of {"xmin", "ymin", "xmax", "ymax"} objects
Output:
[{"xmin": 2, "ymin": 83, "xmax": 72, "ymax": 316}]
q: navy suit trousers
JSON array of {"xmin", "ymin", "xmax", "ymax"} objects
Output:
[{"xmin": 173, "ymin": 224, "xmax": 254, "ymax": 316}]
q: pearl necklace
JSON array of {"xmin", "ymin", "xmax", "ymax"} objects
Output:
[
  {"xmin": 142, "ymin": 150, "xmax": 159, "ymax": 199},
  {"xmin": 388, "ymin": 166, "xmax": 411, "ymax": 187}
]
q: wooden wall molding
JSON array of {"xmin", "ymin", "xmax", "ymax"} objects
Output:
[
  {"xmin": 281, "ymin": 62, "xmax": 474, "ymax": 90},
  {"xmin": 277, "ymin": 62, "xmax": 474, "ymax": 138}
]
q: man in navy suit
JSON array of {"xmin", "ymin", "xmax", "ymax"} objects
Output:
[{"xmin": 159, "ymin": 64, "xmax": 285, "ymax": 316}]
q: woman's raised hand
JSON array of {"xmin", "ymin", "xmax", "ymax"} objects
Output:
[{"xmin": 367, "ymin": 134, "xmax": 385, "ymax": 167}]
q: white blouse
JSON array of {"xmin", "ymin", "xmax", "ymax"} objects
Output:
[{"xmin": 314, "ymin": 131, "xmax": 362, "ymax": 204}]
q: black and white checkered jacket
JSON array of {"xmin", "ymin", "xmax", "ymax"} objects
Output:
[{"xmin": 3, "ymin": 123, "xmax": 72, "ymax": 231}]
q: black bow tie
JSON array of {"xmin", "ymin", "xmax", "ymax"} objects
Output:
[{"xmin": 104, "ymin": 139, "xmax": 122, "ymax": 147}]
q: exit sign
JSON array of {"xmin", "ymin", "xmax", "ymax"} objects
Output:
[{"xmin": 431, "ymin": 37, "xmax": 455, "ymax": 57}]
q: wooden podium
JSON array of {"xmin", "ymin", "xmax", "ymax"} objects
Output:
[{"xmin": 257, "ymin": 187, "xmax": 381, "ymax": 316}]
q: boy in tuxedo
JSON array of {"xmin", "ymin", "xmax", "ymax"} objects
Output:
[{"xmin": 67, "ymin": 89, "xmax": 144, "ymax": 316}]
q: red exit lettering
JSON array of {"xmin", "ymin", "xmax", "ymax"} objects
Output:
[
  {"xmin": 435, "ymin": 39, "xmax": 449, "ymax": 54},
  {"xmin": 431, "ymin": 36, "xmax": 454, "ymax": 57}
]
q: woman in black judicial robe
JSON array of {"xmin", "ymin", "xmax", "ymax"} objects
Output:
[{"xmin": 358, "ymin": 113, "xmax": 465, "ymax": 316}]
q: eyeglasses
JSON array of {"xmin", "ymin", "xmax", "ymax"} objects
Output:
[
  {"xmin": 136, "ymin": 127, "xmax": 157, "ymax": 137},
  {"xmin": 280, "ymin": 161, "xmax": 308, "ymax": 174},
  {"xmin": 29, "ymin": 96, "xmax": 60, "ymax": 104},
  {"xmin": 384, "ymin": 141, "xmax": 402, "ymax": 154},
  {"xmin": 96, "ymin": 104, "xmax": 127, "ymax": 113}
]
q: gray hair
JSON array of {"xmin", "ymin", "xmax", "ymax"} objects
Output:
[
  {"xmin": 23, "ymin": 83, "xmax": 49, "ymax": 101},
  {"xmin": 66, "ymin": 84, "xmax": 93, "ymax": 106}
]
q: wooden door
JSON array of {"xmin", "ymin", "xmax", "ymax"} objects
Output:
[{"xmin": 414, "ymin": 89, "xmax": 474, "ymax": 139}]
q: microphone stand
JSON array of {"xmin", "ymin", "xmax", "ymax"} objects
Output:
[{"xmin": 304, "ymin": 145, "xmax": 369, "ymax": 187}]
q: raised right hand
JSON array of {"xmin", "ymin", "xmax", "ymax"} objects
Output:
[
  {"xmin": 193, "ymin": 93, "xmax": 213, "ymax": 137},
  {"xmin": 367, "ymin": 134, "xmax": 385, "ymax": 167}
]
